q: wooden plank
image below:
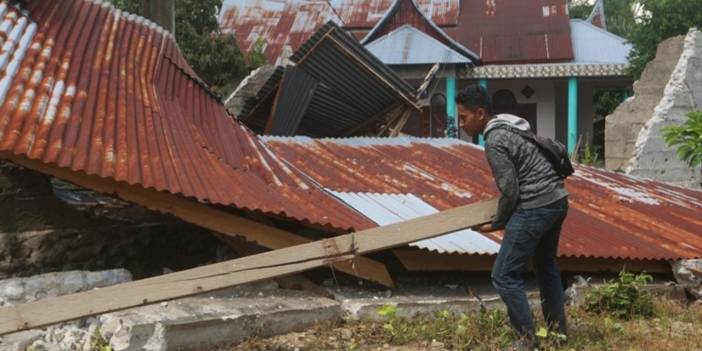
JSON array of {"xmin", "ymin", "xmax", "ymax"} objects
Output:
[
  {"xmin": 394, "ymin": 248, "xmax": 671, "ymax": 274},
  {"xmin": 0, "ymin": 197, "xmax": 498, "ymax": 335},
  {"xmin": 0, "ymin": 153, "xmax": 393, "ymax": 287}
]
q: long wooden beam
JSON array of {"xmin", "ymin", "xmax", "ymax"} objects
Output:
[
  {"xmin": 0, "ymin": 153, "xmax": 392, "ymax": 287},
  {"xmin": 0, "ymin": 197, "xmax": 497, "ymax": 335}
]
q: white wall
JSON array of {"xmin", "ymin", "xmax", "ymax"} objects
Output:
[{"xmin": 477, "ymin": 79, "xmax": 557, "ymax": 140}]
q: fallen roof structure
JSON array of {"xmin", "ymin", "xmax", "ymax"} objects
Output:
[
  {"xmin": 0, "ymin": 199, "xmax": 497, "ymax": 335},
  {"xmin": 238, "ymin": 21, "xmax": 421, "ymax": 137},
  {"xmin": 263, "ymin": 136, "xmax": 702, "ymax": 271},
  {"xmin": 0, "ymin": 0, "xmax": 397, "ymax": 286}
]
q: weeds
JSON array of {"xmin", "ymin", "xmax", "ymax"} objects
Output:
[{"xmin": 584, "ymin": 270, "xmax": 655, "ymax": 319}]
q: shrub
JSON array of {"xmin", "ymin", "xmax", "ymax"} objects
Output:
[{"xmin": 584, "ymin": 270, "xmax": 655, "ymax": 319}]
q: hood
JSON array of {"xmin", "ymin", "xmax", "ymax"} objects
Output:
[{"xmin": 484, "ymin": 114, "xmax": 532, "ymax": 134}]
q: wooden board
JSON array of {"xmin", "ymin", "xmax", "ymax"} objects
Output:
[
  {"xmin": 394, "ymin": 248, "xmax": 672, "ymax": 274},
  {"xmin": 0, "ymin": 197, "xmax": 497, "ymax": 335},
  {"xmin": 0, "ymin": 153, "xmax": 393, "ymax": 287}
]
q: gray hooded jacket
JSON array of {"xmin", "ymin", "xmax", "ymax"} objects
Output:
[{"xmin": 484, "ymin": 114, "xmax": 568, "ymax": 229}]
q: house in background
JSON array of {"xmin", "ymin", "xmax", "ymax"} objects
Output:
[{"xmin": 220, "ymin": 0, "xmax": 632, "ymax": 152}]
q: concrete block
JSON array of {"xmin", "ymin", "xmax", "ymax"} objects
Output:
[
  {"xmin": 99, "ymin": 295, "xmax": 342, "ymax": 350},
  {"xmin": 0, "ymin": 269, "xmax": 132, "ymax": 306}
]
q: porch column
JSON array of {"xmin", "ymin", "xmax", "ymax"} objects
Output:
[
  {"xmin": 567, "ymin": 77, "xmax": 578, "ymax": 154},
  {"xmin": 478, "ymin": 79, "xmax": 488, "ymax": 146},
  {"xmin": 446, "ymin": 76, "xmax": 457, "ymax": 138}
]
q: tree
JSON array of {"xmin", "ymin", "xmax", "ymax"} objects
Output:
[
  {"xmin": 108, "ymin": 0, "xmax": 252, "ymax": 98},
  {"xmin": 663, "ymin": 111, "xmax": 702, "ymax": 169},
  {"xmin": 627, "ymin": 0, "xmax": 702, "ymax": 78},
  {"xmin": 568, "ymin": 0, "xmax": 637, "ymax": 39}
]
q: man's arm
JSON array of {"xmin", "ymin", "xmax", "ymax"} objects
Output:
[{"xmin": 485, "ymin": 133, "xmax": 519, "ymax": 230}]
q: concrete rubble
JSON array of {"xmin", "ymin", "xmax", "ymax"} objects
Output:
[
  {"xmin": 606, "ymin": 28, "xmax": 702, "ymax": 188},
  {"xmin": 0, "ymin": 268, "xmax": 697, "ymax": 351},
  {"xmin": 223, "ymin": 64, "xmax": 276, "ymax": 118},
  {"xmin": 0, "ymin": 269, "xmax": 131, "ymax": 351},
  {"xmin": 672, "ymin": 259, "xmax": 702, "ymax": 300},
  {"xmin": 605, "ymin": 34, "xmax": 685, "ymax": 171}
]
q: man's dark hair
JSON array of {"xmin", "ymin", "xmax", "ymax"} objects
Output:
[{"xmin": 455, "ymin": 84, "xmax": 493, "ymax": 115}]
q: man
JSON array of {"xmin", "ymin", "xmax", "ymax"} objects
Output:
[{"xmin": 456, "ymin": 85, "xmax": 569, "ymax": 347}]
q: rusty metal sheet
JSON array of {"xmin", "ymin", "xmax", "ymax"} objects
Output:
[
  {"xmin": 263, "ymin": 136, "xmax": 702, "ymax": 261},
  {"xmin": 0, "ymin": 0, "xmax": 375, "ymax": 232},
  {"xmin": 449, "ymin": 0, "xmax": 574, "ymax": 63},
  {"xmin": 218, "ymin": 0, "xmax": 459, "ymax": 64}
]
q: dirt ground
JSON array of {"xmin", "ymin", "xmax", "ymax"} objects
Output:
[{"xmin": 210, "ymin": 299, "xmax": 702, "ymax": 351}]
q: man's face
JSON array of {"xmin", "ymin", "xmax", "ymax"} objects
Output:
[{"xmin": 457, "ymin": 105, "xmax": 487, "ymax": 136}]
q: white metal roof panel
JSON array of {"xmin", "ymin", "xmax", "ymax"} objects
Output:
[
  {"xmin": 329, "ymin": 191, "xmax": 500, "ymax": 255},
  {"xmin": 365, "ymin": 25, "xmax": 473, "ymax": 65},
  {"xmin": 570, "ymin": 19, "xmax": 632, "ymax": 64}
]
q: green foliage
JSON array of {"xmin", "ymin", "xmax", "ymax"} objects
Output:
[
  {"xmin": 568, "ymin": 0, "xmax": 637, "ymax": 38},
  {"xmin": 89, "ymin": 327, "xmax": 114, "ymax": 351},
  {"xmin": 662, "ymin": 111, "xmax": 702, "ymax": 168},
  {"xmin": 579, "ymin": 143, "xmax": 600, "ymax": 166},
  {"xmin": 107, "ymin": 0, "xmax": 250, "ymax": 98},
  {"xmin": 108, "ymin": 0, "xmax": 141, "ymax": 14},
  {"xmin": 248, "ymin": 37, "xmax": 268, "ymax": 69},
  {"xmin": 376, "ymin": 304, "xmax": 514, "ymax": 349},
  {"xmin": 584, "ymin": 270, "xmax": 655, "ymax": 320},
  {"xmin": 627, "ymin": 0, "xmax": 702, "ymax": 78},
  {"xmin": 568, "ymin": 0, "xmax": 593, "ymax": 20}
]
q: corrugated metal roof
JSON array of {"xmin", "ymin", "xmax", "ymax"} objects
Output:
[
  {"xmin": 0, "ymin": 0, "xmax": 375, "ymax": 232},
  {"xmin": 570, "ymin": 19, "xmax": 631, "ymax": 64},
  {"xmin": 365, "ymin": 25, "xmax": 472, "ymax": 64},
  {"xmin": 329, "ymin": 191, "xmax": 500, "ymax": 255},
  {"xmin": 447, "ymin": 0, "xmax": 574, "ymax": 64},
  {"xmin": 263, "ymin": 136, "xmax": 702, "ymax": 261},
  {"xmin": 218, "ymin": 0, "xmax": 458, "ymax": 65},
  {"xmin": 240, "ymin": 22, "xmax": 420, "ymax": 137}
]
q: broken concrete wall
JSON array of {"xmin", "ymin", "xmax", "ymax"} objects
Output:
[
  {"xmin": 605, "ymin": 34, "xmax": 685, "ymax": 171},
  {"xmin": 224, "ymin": 65, "xmax": 276, "ymax": 118},
  {"xmin": 626, "ymin": 29, "xmax": 702, "ymax": 188},
  {"xmin": 0, "ymin": 162, "xmax": 235, "ymax": 279}
]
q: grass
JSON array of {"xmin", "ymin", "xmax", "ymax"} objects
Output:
[{"xmin": 218, "ymin": 298, "xmax": 702, "ymax": 351}]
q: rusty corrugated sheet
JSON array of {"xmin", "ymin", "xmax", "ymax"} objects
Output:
[
  {"xmin": 263, "ymin": 136, "xmax": 702, "ymax": 261},
  {"xmin": 447, "ymin": 0, "xmax": 574, "ymax": 63},
  {"xmin": 0, "ymin": 0, "xmax": 375, "ymax": 232},
  {"xmin": 218, "ymin": 0, "xmax": 458, "ymax": 64}
]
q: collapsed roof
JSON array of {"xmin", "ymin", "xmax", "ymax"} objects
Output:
[
  {"xmin": 237, "ymin": 21, "xmax": 421, "ymax": 137},
  {"xmin": 0, "ymin": 0, "xmax": 372, "ymax": 232},
  {"xmin": 263, "ymin": 136, "xmax": 702, "ymax": 261}
]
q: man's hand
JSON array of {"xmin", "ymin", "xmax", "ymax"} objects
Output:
[{"xmin": 474, "ymin": 223, "xmax": 497, "ymax": 232}]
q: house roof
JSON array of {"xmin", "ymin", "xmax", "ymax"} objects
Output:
[
  {"xmin": 446, "ymin": 0, "xmax": 574, "ymax": 64},
  {"xmin": 0, "ymin": 0, "xmax": 374, "ymax": 232},
  {"xmin": 263, "ymin": 136, "xmax": 702, "ymax": 261},
  {"xmin": 570, "ymin": 19, "xmax": 631, "ymax": 64},
  {"xmin": 359, "ymin": 0, "xmax": 479, "ymax": 63},
  {"xmin": 218, "ymin": 0, "xmax": 459, "ymax": 65},
  {"xmin": 239, "ymin": 22, "xmax": 420, "ymax": 137},
  {"xmin": 219, "ymin": 0, "xmax": 578, "ymax": 65},
  {"xmin": 365, "ymin": 25, "xmax": 473, "ymax": 65},
  {"xmin": 587, "ymin": 0, "xmax": 607, "ymax": 30}
]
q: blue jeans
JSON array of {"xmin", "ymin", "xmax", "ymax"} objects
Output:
[{"xmin": 491, "ymin": 197, "xmax": 568, "ymax": 341}]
